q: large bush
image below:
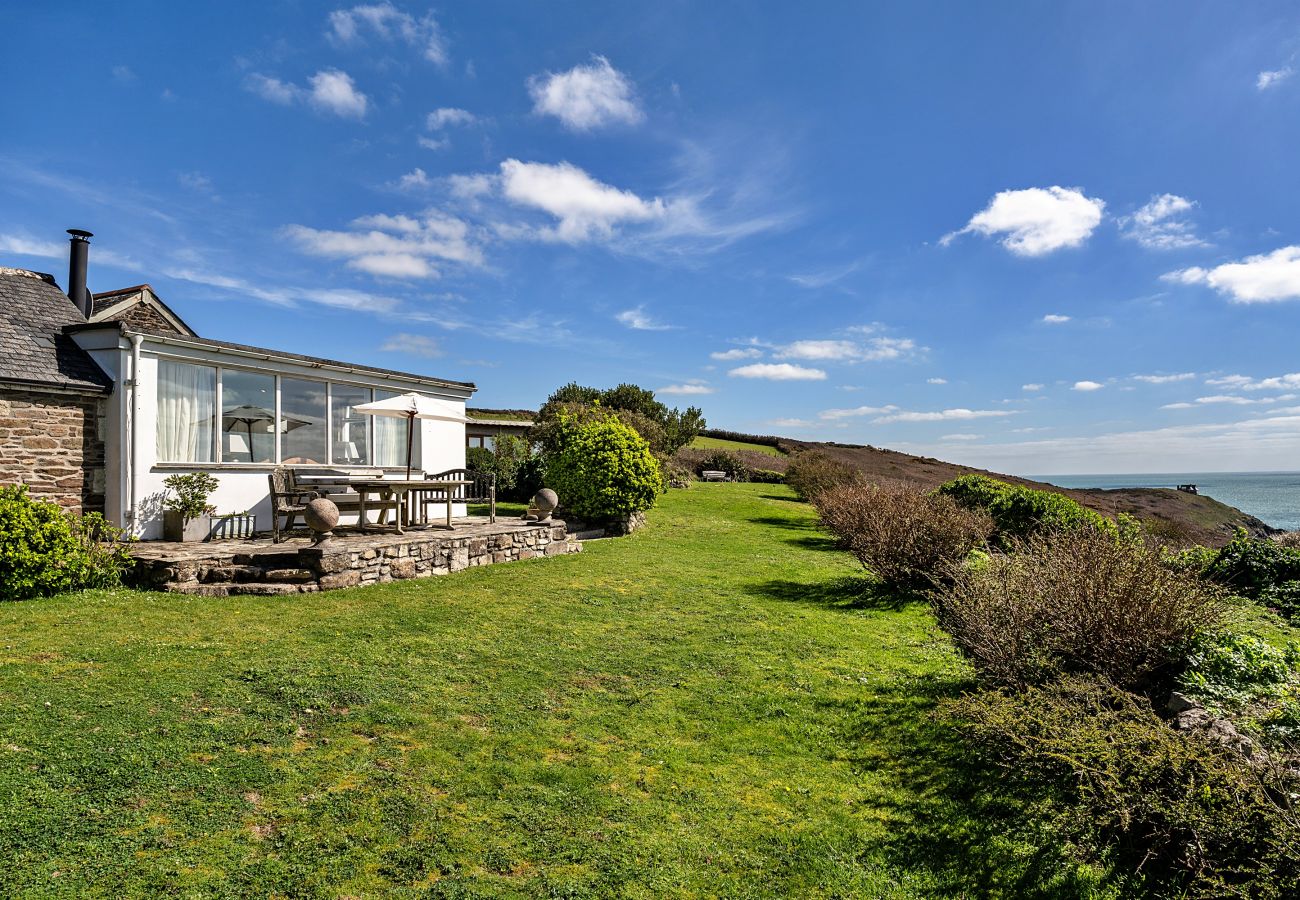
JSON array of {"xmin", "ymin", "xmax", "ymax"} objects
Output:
[
  {"xmin": 948, "ymin": 675, "xmax": 1300, "ymax": 898},
  {"xmin": 932, "ymin": 526, "xmax": 1225, "ymax": 689},
  {"xmin": 938, "ymin": 474, "xmax": 1113, "ymax": 546},
  {"xmin": 534, "ymin": 382, "xmax": 705, "ymax": 455},
  {"xmin": 544, "ymin": 414, "xmax": 662, "ymax": 523},
  {"xmin": 0, "ymin": 486, "xmax": 133, "ymax": 600},
  {"xmin": 693, "ymin": 449, "xmax": 751, "ymax": 482},
  {"xmin": 814, "ymin": 483, "xmax": 992, "ymax": 589},
  {"xmin": 784, "ymin": 450, "xmax": 862, "ymax": 501}
]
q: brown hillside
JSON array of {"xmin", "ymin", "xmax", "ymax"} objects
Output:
[{"xmin": 771, "ymin": 439, "xmax": 1276, "ymax": 548}]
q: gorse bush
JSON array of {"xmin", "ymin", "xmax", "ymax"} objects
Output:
[
  {"xmin": 784, "ymin": 450, "xmax": 862, "ymax": 501},
  {"xmin": 932, "ymin": 526, "xmax": 1225, "ymax": 689},
  {"xmin": 814, "ymin": 483, "xmax": 992, "ymax": 589},
  {"xmin": 0, "ymin": 486, "xmax": 134, "ymax": 601},
  {"xmin": 948, "ymin": 675, "xmax": 1300, "ymax": 899},
  {"xmin": 544, "ymin": 413, "xmax": 662, "ymax": 522},
  {"xmin": 937, "ymin": 474, "xmax": 1113, "ymax": 546}
]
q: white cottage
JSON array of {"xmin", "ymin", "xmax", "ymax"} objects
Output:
[{"xmin": 2, "ymin": 231, "xmax": 475, "ymax": 540}]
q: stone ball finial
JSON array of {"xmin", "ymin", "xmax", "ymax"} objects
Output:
[
  {"xmin": 304, "ymin": 497, "xmax": 340, "ymax": 544},
  {"xmin": 524, "ymin": 488, "xmax": 559, "ymax": 523}
]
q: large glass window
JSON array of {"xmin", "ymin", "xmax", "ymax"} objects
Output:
[
  {"xmin": 373, "ymin": 389, "xmax": 410, "ymax": 467},
  {"xmin": 156, "ymin": 360, "xmax": 216, "ymax": 462},
  {"xmin": 331, "ymin": 384, "xmax": 372, "ymax": 465},
  {"xmin": 220, "ymin": 369, "xmax": 276, "ymax": 463},
  {"xmin": 280, "ymin": 377, "xmax": 327, "ymax": 464}
]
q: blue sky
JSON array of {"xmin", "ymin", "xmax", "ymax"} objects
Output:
[{"xmin": 5, "ymin": 2, "xmax": 1300, "ymax": 474}]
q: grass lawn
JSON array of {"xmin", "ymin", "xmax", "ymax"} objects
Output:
[
  {"xmin": 0, "ymin": 484, "xmax": 1102, "ymax": 898},
  {"xmin": 688, "ymin": 436, "xmax": 786, "ymax": 458}
]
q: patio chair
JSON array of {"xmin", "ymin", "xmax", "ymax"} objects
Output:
[
  {"xmin": 268, "ymin": 467, "xmax": 320, "ymax": 543},
  {"xmin": 423, "ymin": 468, "xmax": 497, "ymax": 524}
]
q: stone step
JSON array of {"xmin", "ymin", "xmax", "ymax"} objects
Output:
[
  {"xmin": 165, "ymin": 581, "xmax": 311, "ymax": 597},
  {"xmin": 567, "ymin": 528, "xmax": 607, "ymax": 541}
]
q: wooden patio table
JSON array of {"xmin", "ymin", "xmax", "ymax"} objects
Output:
[{"xmin": 349, "ymin": 478, "xmax": 474, "ymax": 533}]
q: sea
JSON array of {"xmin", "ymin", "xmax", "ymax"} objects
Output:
[{"xmin": 1032, "ymin": 472, "xmax": 1300, "ymax": 531}]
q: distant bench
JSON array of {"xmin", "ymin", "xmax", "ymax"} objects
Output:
[{"xmin": 700, "ymin": 470, "xmax": 729, "ymax": 482}]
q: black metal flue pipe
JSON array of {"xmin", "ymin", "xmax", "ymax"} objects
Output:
[{"xmin": 67, "ymin": 228, "xmax": 93, "ymax": 317}]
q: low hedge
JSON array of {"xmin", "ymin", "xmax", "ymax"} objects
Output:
[{"xmin": 937, "ymin": 474, "xmax": 1112, "ymax": 545}]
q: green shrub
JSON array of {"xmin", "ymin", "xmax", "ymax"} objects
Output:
[
  {"xmin": 1204, "ymin": 529, "xmax": 1300, "ymax": 601},
  {"xmin": 0, "ymin": 486, "xmax": 134, "ymax": 600},
  {"xmin": 813, "ymin": 483, "xmax": 992, "ymax": 589},
  {"xmin": 748, "ymin": 469, "xmax": 785, "ymax": 484},
  {"xmin": 544, "ymin": 414, "xmax": 662, "ymax": 523},
  {"xmin": 932, "ymin": 526, "xmax": 1225, "ymax": 689},
  {"xmin": 162, "ymin": 472, "xmax": 219, "ymax": 521},
  {"xmin": 1163, "ymin": 544, "xmax": 1218, "ymax": 577},
  {"xmin": 1260, "ymin": 580, "xmax": 1300, "ymax": 619},
  {"xmin": 937, "ymin": 474, "xmax": 1113, "ymax": 546},
  {"xmin": 784, "ymin": 450, "xmax": 862, "ymax": 501},
  {"xmin": 467, "ymin": 435, "xmax": 542, "ymax": 502},
  {"xmin": 948, "ymin": 675, "xmax": 1300, "ymax": 898},
  {"xmin": 1180, "ymin": 630, "xmax": 1300, "ymax": 707}
]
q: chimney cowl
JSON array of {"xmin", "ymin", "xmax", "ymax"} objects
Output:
[{"xmin": 66, "ymin": 229, "xmax": 93, "ymax": 318}]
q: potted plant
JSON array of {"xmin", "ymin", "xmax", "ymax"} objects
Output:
[{"xmin": 161, "ymin": 472, "xmax": 220, "ymax": 542}]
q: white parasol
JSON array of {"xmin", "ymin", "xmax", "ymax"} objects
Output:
[{"xmin": 351, "ymin": 392, "xmax": 468, "ymax": 479}]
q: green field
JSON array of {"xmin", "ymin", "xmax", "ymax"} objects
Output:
[
  {"xmin": 1, "ymin": 484, "xmax": 1106, "ymax": 897},
  {"xmin": 688, "ymin": 435, "xmax": 787, "ymax": 457}
]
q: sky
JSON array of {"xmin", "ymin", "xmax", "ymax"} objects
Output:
[{"xmin": 4, "ymin": 2, "xmax": 1300, "ymax": 475}]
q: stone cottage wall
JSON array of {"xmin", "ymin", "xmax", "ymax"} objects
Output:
[{"xmin": 0, "ymin": 386, "xmax": 107, "ymax": 513}]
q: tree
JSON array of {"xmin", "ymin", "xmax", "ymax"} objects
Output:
[{"xmin": 533, "ymin": 381, "xmax": 706, "ymax": 456}]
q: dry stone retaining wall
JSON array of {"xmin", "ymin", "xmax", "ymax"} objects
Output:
[{"xmin": 131, "ymin": 521, "xmax": 580, "ymax": 596}]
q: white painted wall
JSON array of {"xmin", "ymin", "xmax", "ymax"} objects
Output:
[{"xmin": 72, "ymin": 331, "xmax": 475, "ymax": 540}]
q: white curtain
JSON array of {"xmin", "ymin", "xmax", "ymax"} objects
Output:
[
  {"xmin": 156, "ymin": 360, "xmax": 216, "ymax": 462},
  {"xmin": 373, "ymin": 390, "xmax": 408, "ymax": 467}
]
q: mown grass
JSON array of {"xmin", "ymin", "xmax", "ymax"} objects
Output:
[
  {"xmin": 688, "ymin": 435, "xmax": 786, "ymax": 458},
  {"xmin": 0, "ymin": 484, "xmax": 1105, "ymax": 897}
]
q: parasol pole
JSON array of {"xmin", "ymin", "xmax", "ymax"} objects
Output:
[{"xmin": 405, "ymin": 410, "xmax": 415, "ymax": 480}]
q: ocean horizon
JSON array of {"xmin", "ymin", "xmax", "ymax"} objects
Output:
[{"xmin": 1032, "ymin": 471, "xmax": 1300, "ymax": 531}]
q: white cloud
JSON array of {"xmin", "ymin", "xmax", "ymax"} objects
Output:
[
  {"xmin": 390, "ymin": 168, "xmax": 433, "ymax": 192},
  {"xmin": 427, "ymin": 107, "xmax": 477, "ymax": 129},
  {"xmin": 380, "ymin": 333, "xmax": 442, "ymax": 358},
  {"xmin": 528, "ymin": 56, "xmax": 643, "ymax": 131},
  {"xmin": 1073, "ymin": 380, "xmax": 1105, "ymax": 391},
  {"xmin": 308, "ymin": 69, "xmax": 368, "ymax": 118},
  {"xmin": 776, "ymin": 336, "xmax": 919, "ymax": 364},
  {"xmin": 1258, "ymin": 67, "xmax": 1293, "ymax": 90},
  {"xmin": 1041, "ymin": 314, "xmax": 1071, "ymax": 324},
  {"xmin": 729, "ymin": 363, "xmax": 827, "ymax": 381},
  {"xmin": 927, "ymin": 377, "xmax": 948, "ymax": 385},
  {"xmin": 710, "ymin": 348, "xmax": 762, "ymax": 361},
  {"xmin": 283, "ymin": 211, "xmax": 483, "ymax": 279},
  {"xmin": 819, "ymin": 405, "xmax": 900, "ymax": 420},
  {"xmin": 873, "ymin": 408, "xmax": 1016, "ymax": 424},
  {"xmin": 942, "ymin": 433, "xmax": 982, "ymax": 441},
  {"xmin": 942, "ymin": 186, "xmax": 1105, "ymax": 256},
  {"xmin": 1022, "ymin": 383, "xmax": 1044, "ymax": 392},
  {"xmin": 1165, "ymin": 246, "xmax": 1300, "ymax": 303},
  {"xmin": 327, "ymin": 2, "xmax": 447, "ymax": 65},
  {"xmin": 1133, "ymin": 372, "xmax": 1196, "ymax": 384},
  {"xmin": 1200, "ymin": 373, "xmax": 1300, "ymax": 394},
  {"xmin": 245, "ymin": 69, "xmax": 369, "ymax": 119},
  {"xmin": 244, "ymin": 73, "xmax": 299, "ymax": 105},
  {"xmin": 615, "ymin": 306, "xmax": 673, "ymax": 330},
  {"xmin": 657, "ymin": 383, "xmax": 714, "ymax": 395},
  {"xmin": 0, "ymin": 232, "xmax": 140, "ymax": 271},
  {"xmin": 497, "ymin": 159, "xmax": 665, "ymax": 242},
  {"xmin": 417, "ymin": 136, "xmax": 448, "ymax": 151},
  {"xmin": 1118, "ymin": 194, "xmax": 1205, "ymax": 250},
  {"xmin": 770, "ymin": 417, "xmax": 812, "ymax": 428}
]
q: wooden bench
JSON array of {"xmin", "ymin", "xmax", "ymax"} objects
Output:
[
  {"xmin": 700, "ymin": 470, "xmax": 729, "ymax": 482},
  {"xmin": 269, "ymin": 467, "xmax": 407, "ymax": 539}
]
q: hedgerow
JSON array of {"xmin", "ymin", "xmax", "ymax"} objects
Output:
[{"xmin": 937, "ymin": 474, "xmax": 1113, "ymax": 546}]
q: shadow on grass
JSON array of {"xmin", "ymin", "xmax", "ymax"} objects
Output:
[
  {"xmin": 748, "ymin": 515, "xmax": 842, "ymax": 553},
  {"xmin": 746, "ymin": 574, "xmax": 923, "ymax": 611},
  {"xmin": 758, "ymin": 494, "xmax": 803, "ymax": 503},
  {"xmin": 836, "ymin": 676, "xmax": 1103, "ymax": 898}
]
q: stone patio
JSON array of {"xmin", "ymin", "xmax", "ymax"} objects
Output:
[{"xmin": 129, "ymin": 516, "xmax": 581, "ymax": 596}]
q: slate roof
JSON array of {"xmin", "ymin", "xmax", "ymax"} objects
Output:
[{"xmin": 0, "ymin": 268, "xmax": 112, "ymax": 393}]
